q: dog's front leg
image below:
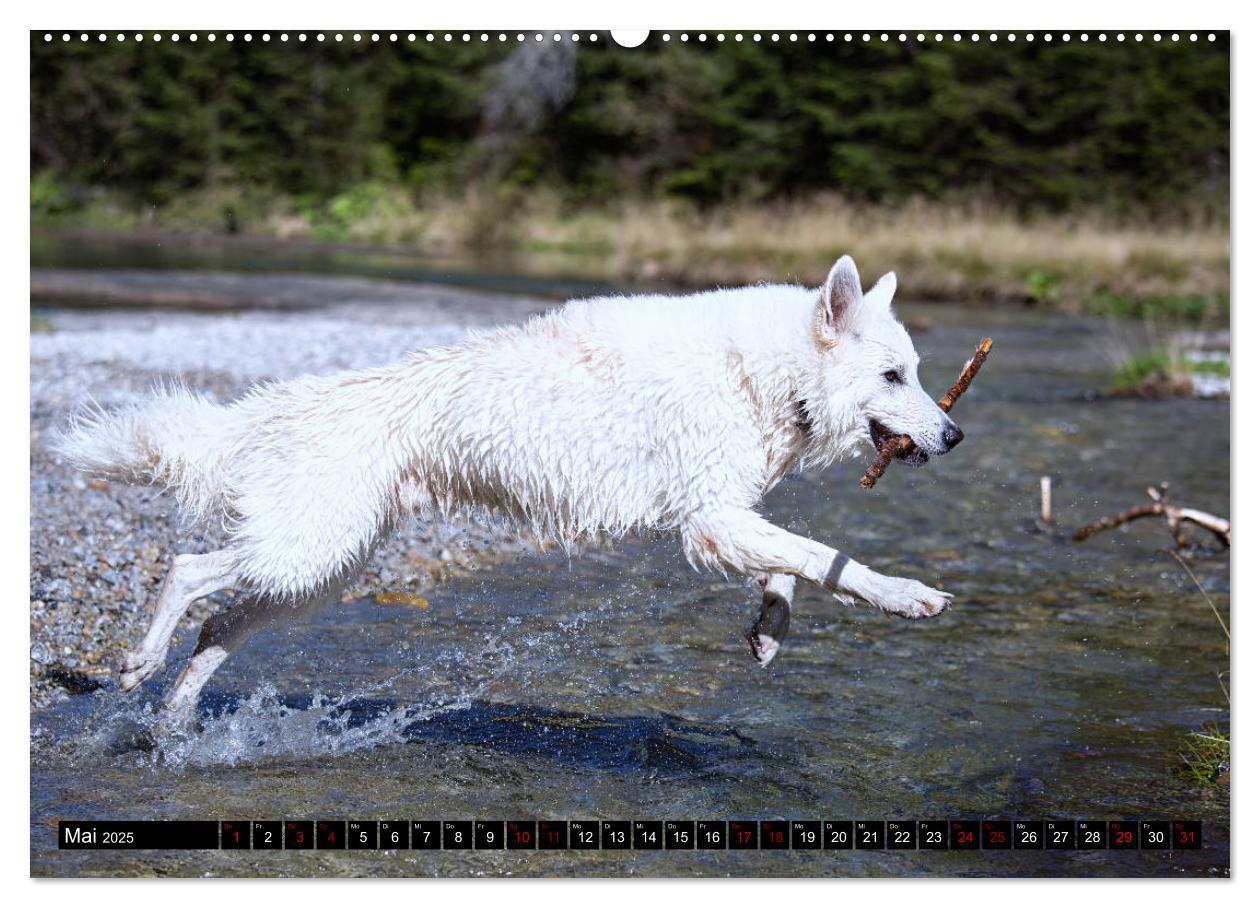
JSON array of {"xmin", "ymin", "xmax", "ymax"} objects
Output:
[
  {"xmin": 685, "ymin": 508, "xmax": 951, "ymax": 621},
  {"xmin": 747, "ymin": 572, "xmax": 795, "ymax": 667}
]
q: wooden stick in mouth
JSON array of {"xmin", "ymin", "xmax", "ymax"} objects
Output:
[{"xmin": 859, "ymin": 337, "xmax": 993, "ymax": 489}]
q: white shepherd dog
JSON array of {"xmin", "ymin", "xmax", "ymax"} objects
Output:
[{"xmin": 58, "ymin": 255, "xmax": 964, "ymax": 723}]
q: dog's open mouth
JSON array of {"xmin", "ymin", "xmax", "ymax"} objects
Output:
[{"xmin": 868, "ymin": 420, "xmax": 929, "ymax": 466}]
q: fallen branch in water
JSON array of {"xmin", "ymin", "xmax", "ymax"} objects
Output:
[
  {"xmin": 859, "ymin": 337, "xmax": 993, "ymax": 489},
  {"xmin": 1072, "ymin": 482, "xmax": 1230, "ymax": 549}
]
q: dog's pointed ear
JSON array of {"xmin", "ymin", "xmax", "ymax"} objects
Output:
[
  {"xmin": 865, "ymin": 271, "xmax": 897, "ymax": 312},
  {"xmin": 818, "ymin": 255, "xmax": 862, "ymax": 340}
]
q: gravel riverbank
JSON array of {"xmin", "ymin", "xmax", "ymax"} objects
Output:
[{"xmin": 29, "ymin": 278, "xmax": 555, "ymax": 709}]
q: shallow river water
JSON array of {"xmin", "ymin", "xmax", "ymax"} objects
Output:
[{"xmin": 30, "ymin": 249, "xmax": 1229, "ymax": 877}]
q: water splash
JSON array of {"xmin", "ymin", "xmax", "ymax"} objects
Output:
[{"xmin": 36, "ymin": 597, "xmax": 627, "ymax": 771}]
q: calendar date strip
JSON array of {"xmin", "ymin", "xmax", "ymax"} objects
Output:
[{"xmin": 58, "ymin": 819, "xmax": 1202, "ymax": 851}]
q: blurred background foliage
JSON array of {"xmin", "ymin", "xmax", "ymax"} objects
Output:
[
  {"xmin": 31, "ymin": 35, "xmax": 1228, "ymax": 215},
  {"xmin": 29, "ymin": 35, "xmax": 1230, "ymax": 317}
]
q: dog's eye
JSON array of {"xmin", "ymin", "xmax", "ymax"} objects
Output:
[{"xmin": 883, "ymin": 369, "xmax": 903, "ymax": 384}]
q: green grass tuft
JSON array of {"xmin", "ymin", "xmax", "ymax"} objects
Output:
[
  {"xmin": 1180, "ymin": 725, "xmax": 1230, "ymax": 787},
  {"xmin": 1086, "ymin": 291, "xmax": 1229, "ymax": 323},
  {"xmin": 1109, "ymin": 348, "xmax": 1229, "ymax": 395}
]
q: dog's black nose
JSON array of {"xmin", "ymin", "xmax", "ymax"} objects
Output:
[{"xmin": 941, "ymin": 422, "xmax": 964, "ymax": 451}]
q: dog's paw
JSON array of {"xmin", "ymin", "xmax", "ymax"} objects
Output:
[
  {"xmin": 872, "ymin": 577, "xmax": 953, "ymax": 619},
  {"xmin": 119, "ymin": 650, "xmax": 164, "ymax": 692},
  {"xmin": 747, "ymin": 629, "xmax": 781, "ymax": 667},
  {"xmin": 747, "ymin": 590, "xmax": 792, "ymax": 667}
]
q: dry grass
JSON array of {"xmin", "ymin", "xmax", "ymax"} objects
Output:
[
  {"xmin": 37, "ymin": 185, "xmax": 1230, "ymax": 307},
  {"xmin": 505, "ymin": 195, "xmax": 1228, "ymax": 300}
]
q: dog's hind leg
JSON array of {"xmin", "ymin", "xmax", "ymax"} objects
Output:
[
  {"xmin": 162, "ymin": 586, "xmax": 342, "ymax": 721},
  {"xmin": 747, "ymin": 573, "xmax": 796, "ymax": 667},
  {"xmin": 120, "ymin": 549, "xmax": 237, "ymax": 692}
]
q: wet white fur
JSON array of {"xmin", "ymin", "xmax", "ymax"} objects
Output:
[{"xmin": 58, "ymin": 256, "xmax": 956, "ymax": 613}]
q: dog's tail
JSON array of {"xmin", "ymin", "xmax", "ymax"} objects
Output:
[{"xmin": 54, "ymin": 383, "xmax": 239, "ymax": 522}]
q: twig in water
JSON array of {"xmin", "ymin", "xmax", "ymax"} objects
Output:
[
  {"xmin": 1038, "ymin": 475, "xmax": 1054, "ymax": 528},
  {"xmin": 1072, "ymin": 482, "xmax": 1229, "ymax": 549}
]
